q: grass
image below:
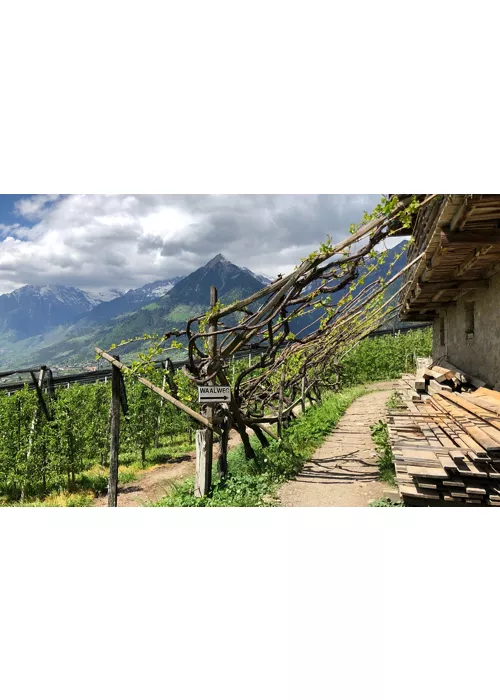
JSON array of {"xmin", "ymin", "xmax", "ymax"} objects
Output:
[
  {"xmin": 154, "ymin": 386, "xmax": 368, "ymax": 507},
  {"xmin": 370, "ymin": 420, "xmax": 395, "ymax": 486},
  {"xmin": 370, "ymin": 391, "xmax": 399, "ymax": 487},
  {"xmin": 369, "ymin": 498, "xmax": 403, "ymax": 508},
  {"xmin": 3, "ymin": 491, "xmax": 95, "ymax": 507},
  {"xmin": 387, "ymin": 391, "xmax": 403, "ymax": 410}
]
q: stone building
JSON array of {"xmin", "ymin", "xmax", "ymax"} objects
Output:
[{"xmin": 400, "ymin": 194, "xmax": 500, "ymax": 388}]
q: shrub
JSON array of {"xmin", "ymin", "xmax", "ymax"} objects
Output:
[
  {"xmin": 370, "ymin": 419, "xmax": 395, "ymax": 486},
  {"xmin": 340, "ymin": 328, "xmax": 432, "ymax": 386}
]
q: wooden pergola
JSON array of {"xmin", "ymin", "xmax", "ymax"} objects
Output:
[{"xmin": 399, "ymin": 195, "xmax": 500, "ymax": 321}]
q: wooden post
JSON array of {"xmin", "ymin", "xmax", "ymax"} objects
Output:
[
  {"xmin": 277, "ymin": 364, "xmax": 285, "ymax": 438},
  {"xmin": 27, "ymin": 367, "xmax": 47, "ymax": 460},
  {"xmin": 154, "ymin": 360, "xmax": 167, "ymax": 448},
  {"xmin": 301, "ymin": 375, "xmax": 306, "ymax": 413},
  {"xmin": 194, "ymin": 286, "xmax": 218, "ymax": 497},
  {"xmin": 24, "ymin": 367, "xmax": 47, "ymax": 500},
  {"xmin": 108, "ymin": 356, "xmax": 121, "ymax": 507},
  {"xmin": 46, "ymin": 368, "xmax": 55, "ymax": 400},
  {"xmin": 195, "ymin": 430, "xmax": 210, "ymax": 496},
  {"xmin": 217, "ymin": 416, "xmax": 231, "ymax": 480}
]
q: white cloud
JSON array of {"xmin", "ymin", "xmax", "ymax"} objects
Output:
[
  {"xmin": 14, "ymin": 194, "xmax": 62, "ymax": 221},
  {"xmin": 0, "ymin": 194, "xmax": 382, "ymax": 294}
]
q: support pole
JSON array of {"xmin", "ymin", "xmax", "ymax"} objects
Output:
[
  {"xmin": 194, "ymin": 286, "xmax": 218, "ymax": 497},
  {"xmin": 108, "ymin": 356, "xmax": 121, "ymax": 507},
  {"xmin": 24, "ymin": 367, "xmax": 47, "ymax": 500},
  {"xmin": 154, "ymin": 360, "xmax": 167, "ymax": 449},
  {"xmin": 301, "ymin": 375, "xmax": 306, "ymax": 414},
  {"xmin": 195, "ymin": 430, "xmax": 210, "ymax": 497},
  {"xmin": 277, "ymin": 364, "xmax": 285, "ymax": 438},
  {"xmin": 217, "ymin": 416, "xmax": 232, "ymax": 480}
]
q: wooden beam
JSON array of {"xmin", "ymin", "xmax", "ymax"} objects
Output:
[
  {"xmin": 430, "ymin": 244, "xmax": 447, "ymax": 269},
  {"xmin": 413, "ymin": 302, "xmax": 456, "ymax": 312},
  {"xmin": 421, "ymin": 263, "xmax": 434, "ymax": 283},
  {"xmin": 195, "ymin": 285, "xmax": 217, "ymax": 497},
  {"xmin": 454, "ymin": 246, "xmax": 492, "ymax": 278},
  {"xmin": 483, "ymin": 259, "xmax": 500, "ymax": 280},
  {"xmin": 95, "ymin": 347, "xmax": 220, "ymax": 433},
  {"xmin": 416, "ymin": 280, "xmax": 489, "ymax": 295},
  {"xmin": 108, "ymin": 360, "xmax": 121, "ymax": 507},
  {"xmin": 430, "ymin": 289, "xmax": 446, "ymax": 303},
  {"xmin": 441, "ymin": 228, "xmax": 500, "ymax": 248},
  {"xmin": 29, "ymin": 369, "xmax": 50, "ymax": 421},
  {"xmin": 449, "ymin": 199, "xmax": 469, "ymax": 232}
]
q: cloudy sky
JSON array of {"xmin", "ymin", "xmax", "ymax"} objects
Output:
[{"xmin": 0, "ymin": 194, "xmax": 384, "ymax": 295}]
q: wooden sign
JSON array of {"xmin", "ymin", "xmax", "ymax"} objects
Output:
[{"xmin": 198, "ymin": 386, "xmax": 231, "ymax": 404}]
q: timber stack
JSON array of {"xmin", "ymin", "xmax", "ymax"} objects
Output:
[{"xmin": 389, "ymin": 377, "xmax": 500, "ymax": 506}]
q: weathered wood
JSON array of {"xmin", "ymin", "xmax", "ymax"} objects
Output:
[
  {"xmin": 108, "ymin": 359, "xmax": 121, "ymax": 507},
  {"xmin": 217, "ymin": 416, "xmax": 231, "ymax": 479},
  {"xmin": 418, "ymin": 280, "xmax": 489, "ymax": 295},
  {"xmin": 29, "ymin": 369, "xmax": 50, "ymax": 421},
  {"xmin": 437, "ymin": 359, "xmax": 486, "ymax": 388},
  {"xmin": 154, "ymin": 360, "xmax": 167, "ymax": 449},
  {"xmin": 441, "ymin": 228, "xmax": 500, "ymax": 247},
  {"xmin": 428, "ymin": 380, "xmax": 452, "ymax": 395},
  {"xmin": 194, "ymin": 430, "xmax": 211, "ymax": 497},
  {"xmin": 195, "ymin": 286, "xmax": 218, "ymax": 497},
  {"xmin": 26, "ymin": 367, "xmax": 47, "ymax": 471},
  {"xmin": 277, "ymin": 365, "xmax": 285, "ymax": 438},
  {"xmin": 454, "ymin": 246, "xmax": 492, "ymax": 278}
]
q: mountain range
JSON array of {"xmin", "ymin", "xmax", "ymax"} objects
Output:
[
  {"xmin": 0, "ymin": 256, "xmax": 273, "ymax": 368},
  {"xmin": 0, "ymin": 245, "xmax": 407, "ymax": 369}
]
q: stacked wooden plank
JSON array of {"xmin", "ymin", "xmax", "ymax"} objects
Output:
[
  {"xmin": 389, "ymin": 385, "xmax": 500, "ymax": 506},
  {"xmin": 408, "ymin": 358, "xmax": 486, "ymax": 397}
]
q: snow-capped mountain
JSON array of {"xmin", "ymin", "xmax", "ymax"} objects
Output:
[
  {"xmin": 242, "ymin": 267, "xmax": 272, "ymax": 286},
  {"xmin": 85, "ymin": 289, "xmax": 123, "ymax": 304},
  {"xmin": 72, "ymin": 277, "xmax": 184, "ymax": 326},
  {"xmin": 0, "ymin": 284, "xmax": 107, "ymax": 339}
]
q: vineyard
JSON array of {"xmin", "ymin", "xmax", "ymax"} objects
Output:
[{"xmin": 0, "ymin": 329, "xmax": 431, "ymax": 505}]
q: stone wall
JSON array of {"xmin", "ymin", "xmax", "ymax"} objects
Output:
[{"xmin": 432, "ymin": 271, "xmax": 500, "ymax": 388}]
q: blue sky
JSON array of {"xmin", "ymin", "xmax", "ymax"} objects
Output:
[
  {"xmin": 0, "ymin": 194, "xmax": 384, "ymax": 295},
  {"xmin": 0, "ymin": 195, "xmax": 31, "ymax": 230}
]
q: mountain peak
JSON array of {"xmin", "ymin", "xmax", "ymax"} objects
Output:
[{"xmin": 206, "ymin": 253, "xmax": 229, "ymax": 267}]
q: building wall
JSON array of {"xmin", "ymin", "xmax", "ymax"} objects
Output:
[{"xmin": 432, "ymin": 271, "xmax": 500, "ymax": 388}]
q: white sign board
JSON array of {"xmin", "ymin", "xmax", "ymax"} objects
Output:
[{"xmin": 198, "ymin": 386, "xmax": 231, "ymax": 404}]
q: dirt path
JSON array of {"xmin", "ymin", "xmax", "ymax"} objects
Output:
[
  {"xmin": 93, "ymin": 431, "xmax": 243, "ymax": 507},
  {"xmin": 277, "ymin": 382, "xmax": 399, "ymax": 507}
]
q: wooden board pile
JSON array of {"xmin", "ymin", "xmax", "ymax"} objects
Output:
[
  {"xmin": 406, "ymin": 358, "xmax": 486, "ymax": 398},
  {"xmin": 389, "ymin": 387, "xmax": 500, "ymax": 506}
]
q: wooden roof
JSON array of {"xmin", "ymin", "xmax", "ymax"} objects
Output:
[{"xmin": 400, "ymin": 195, "xmax": 500, "ymax": 321}]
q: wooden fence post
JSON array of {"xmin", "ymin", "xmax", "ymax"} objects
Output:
[
  {"xmin": 301, "ymin": 375, "xmax": 306, "ymax": 413},
  {"xmin": 154, "ymin": 360, "xmax": 167, "ymax": 449},
  {"xmin": 277, "ymin": 364, "xmax": 286, "ymax": 438},
  {"xmin": 217, "ymin": 416, "xmax": 231, "ymax": 480},
  {"xmin": 194, "ymin": 286, "xmax": 218, "ymax": 497},
  {"xmin": 108, "ymin": 356, "xmax": 121, "ymax": 507},
  {"xmin": 24, "ymin": 367, "xmax": 47, "ymax": 500}
]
